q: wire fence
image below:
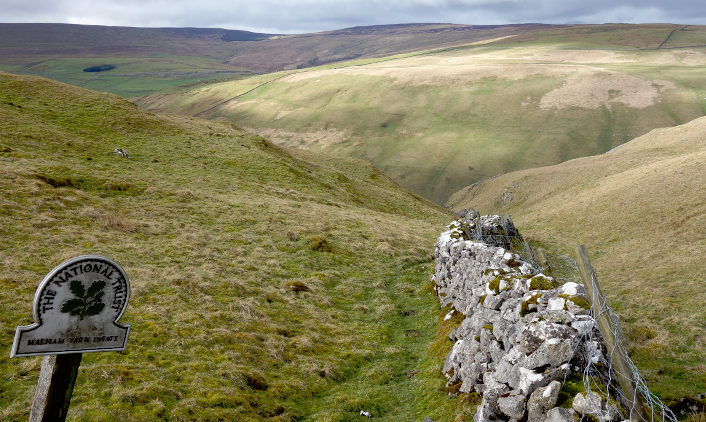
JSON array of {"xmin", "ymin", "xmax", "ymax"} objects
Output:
[
  {"xmin": 454, "ymin": 210, "xmax": 677, "ymax": 421},
  {"xmin": 545, "ymin": 253, "xmax": 677, "ymax": 422}
]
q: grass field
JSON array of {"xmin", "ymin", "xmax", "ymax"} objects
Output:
[
  {"xmin": 662, "ymin": 25, "xmax": 706, "ymax": 47},
  {"xmin": 0, "ymin": 55, "xmax": 256, "ymax": 98},
  {"xmin": 135, "ymin": 36, "xmax": 706, "ymax": 204},
  {"xmin": 445, "ymin": 115, "xmax": 706, "ymax": 399},
  {"xmin": 0, "ymin": 72, "xmax": 488, "ymax": 421}
]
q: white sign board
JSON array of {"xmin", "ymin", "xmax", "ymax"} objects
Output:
[{"xmin": 11, "ymin": 255, "xmax": 131, "ymax": 357}]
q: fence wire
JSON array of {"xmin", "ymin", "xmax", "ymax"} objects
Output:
[
  {"xmin": 455, "ymin": 211, "xmax": 540, "ymax": 271},
  {"xmin": 454, "ymin": 210, "xmax": 677, "ymax": 421},
  {"xmin": 558, "ymin": 255, "xmax": 677, "ymax": 422}
]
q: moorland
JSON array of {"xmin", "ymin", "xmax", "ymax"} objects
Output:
[{"xmin": 2, "ymin": 21, "xmax": 706, "ymax": 420}]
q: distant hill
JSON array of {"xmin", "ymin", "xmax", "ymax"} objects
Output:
[
  {"xmin": 0, "ymin": 22, "xmax": 553, "ymax": 74},
  {"xmin": 446, "ymin": 115, "xmax": 706, "ymax": 398},
  {"xmin": 0, "ymin": 22, "xmax": 556, "ymax": 98},
  {"xmin": 0, "ymin": 71, "xmax": 472, "ymax": 421},
  {"xmin": 221, "ymin": 29, "xmax": 279, "ymax": 42},
  {"xmin": 486, "ymin": 23, "xmax": 706, "ymax": 48}
]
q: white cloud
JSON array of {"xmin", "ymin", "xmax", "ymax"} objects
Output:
[{"xmin": 1, "ymin": 0, "xmax": 705, "ymax": 32}]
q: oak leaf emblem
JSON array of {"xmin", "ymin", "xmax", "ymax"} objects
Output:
[{"xmin": 61, "ymin": 280, "xmax": 106, "ymax": 320}]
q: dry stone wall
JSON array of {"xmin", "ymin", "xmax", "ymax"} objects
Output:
[{"xmin": 433, "ymin": 215, "xmax": 624, "ymax": 422}]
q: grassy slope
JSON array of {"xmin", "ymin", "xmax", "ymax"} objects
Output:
[
  {"xmin": 0, "ymin": 23, "xmax": 548, "ymax": 98},
  {"xmin": 134, "ymin": 27, "xmax": 706, "ymax": 204},
  {"xmin": 487, "ymin": 23, "xmax": 706, "ymax": 49},
  {"xmin": 445, "ymin": 116, "xmax": 706, "ymax": 399},
  {"xmin": 486, "ymin": 23, "xmax": 682, "ymax": 48},
  {"xmin": 662, "ymin": 25, "xmax": 706, "ymax": 48},
  {"xmin": 0, "ymin": 72, "xmax": 477, "ymax": 422}
]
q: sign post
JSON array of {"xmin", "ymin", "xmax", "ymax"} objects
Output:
[{"xmin": 10, "ymin": 255, "xmax": 131, "ymax": 422}]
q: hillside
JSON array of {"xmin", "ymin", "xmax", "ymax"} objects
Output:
[
  {"xmin": 0, "ymin": 23, "xmax": 551, "ymax": 97},
  {"xmin": 134, "ymin": 26, "xmax": 706, "ymax": 203},
  {"xmin": 0, "ymin": 72, "xmax": 477, "ymax": 421},
  {"xmin": 486, "ymin": 23, "xmax": 697, "ymax": 48},
  {"xmin": 445, "ymin": 115, "xmax": 706, "ymax": 398}
]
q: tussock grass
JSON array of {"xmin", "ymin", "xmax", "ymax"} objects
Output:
[
  {"xmin": 687, "ymin": 411, "xmax": 706, "ymax": 422},
  {"xmin": 448, "ymin": 115, "xmax": 706, "ymax": 399},
  {"xmin": 0, "ymin": 72, "xmax": 462, "ymax": 421}
]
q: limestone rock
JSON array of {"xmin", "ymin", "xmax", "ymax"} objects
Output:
[
  {"xmin": 493, "ymin": 355, "xmax": 514, "ymax": 384},
  {"xmin": 484, "ymin": 293, "xmax": 505, "ymax": 310},
  {"xmin": 473, "ymin": 401, "xmax": 496, "ymax": 422},
  {"xmin": 608, "ymin": 403, "xmax": 623, "ymax": 421},
  {"xmin": 517, "ymin": 320, "xmax": 575, "ymax": 356},
  {"xmin": 527, "ymin": 381, "xmax": 561, "ymax": 422},
  {"xmin": 534, "ymin": 309, "xmax": 575, "ymax": 325},
  {"xmin": 521, "ymin": 337, "xmax": 575, "ymax": 369},
  {"xmin": 458, "ymin": 362, "xmax": 483, "ymax": 393},
  {"xmin": 507, "ymin": 366, "xmax": 545, "ymax": 396},
  {"xmin": 547, "ymin": 297, "xmax": 566, "ymax": 311},
  {"xmin": 481, "ymin": 382, "xmax": 510, "ymax": 415},
  {"xmin": 573, "ymin": 391, "xmax": 603, "ymax": 415},
  {"xmin": 560, "ymin": 282, "xmax": 586, "ymax": 296},
  {"xmin": 498, "ymin": 392, "xmax": 526, "ymax": 420},
  {"xmin": 571, "ymin": 317, "xmax": 594, "ymax": 337},
  {"xmin": 546, "ymin": 407, "xmax": 577, "ymax": 422}
]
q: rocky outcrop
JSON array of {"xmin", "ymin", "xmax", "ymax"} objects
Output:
[{"xmin": 433, "ymin": 214, "xmax": 620, "ymax": 422}]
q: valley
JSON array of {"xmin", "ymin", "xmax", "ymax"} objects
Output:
[{"xmin": 136, "ymin": 29, "xmax": 706, "ymax": 203}]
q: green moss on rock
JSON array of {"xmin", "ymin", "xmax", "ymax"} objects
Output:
[
  {"xmin": 529, "ymin": 274, "xmax": 560, "ymax": 291},
  {"xmin": 488, "ymin": 277, "xmax": 501, "ymax": 294},
  {"xmin": 556, "ymin": 294, "xmax": 591, "ymax": 310},
  {"xmin": 520, "ymin": 293, "xmax": 542, "ymax": 317}
]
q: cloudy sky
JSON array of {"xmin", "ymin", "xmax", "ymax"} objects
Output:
[{"xmin": 2, "ymin": 0, "xmax": 705, "ymax": 33}]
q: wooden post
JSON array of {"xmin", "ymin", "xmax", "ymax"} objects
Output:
[
  {"xmin": 574, "ymin": 245, "xmax": 649, "ymax": 422},
  {"xmin": 30, "ymin": 353, "xmax": 83, "ymax": 422},
  {"xmin": 535, "ymin": 247, "xmax": 551, "ymax": 275},
  {"xmin": 523, "ymin": 239, "xmax": 537, "ymax": 267},
  {"xmin": 473, "ymin": 209, "xmax": 481, "ymax": 240},
  {"xmin": 501, "ymin": 215, "xmax": 510, "ymax": 249}
]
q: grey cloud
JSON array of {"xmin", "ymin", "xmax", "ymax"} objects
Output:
[{"xmin": 1, "ymin": 0, "xmax": 705, "ymax": 33}]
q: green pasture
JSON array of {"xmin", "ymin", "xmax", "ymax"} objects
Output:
[{"xmin": 0, "ymin": 55, "xmax": 255, "ymax": 98}]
